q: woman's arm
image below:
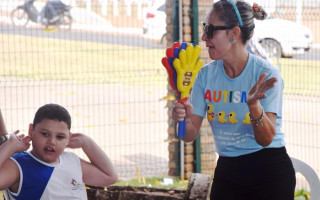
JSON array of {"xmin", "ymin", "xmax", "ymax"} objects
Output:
[
  {"xmin": 248, "ymin": 104, "xmax": 276, "ymax": 146},
  {"xmin": 172, "ymin": 101, "xmax": 204, "ymax": 143},
  {"xmin": 247, "ymin": 73, "xmax": 278, "ymax": 147}
]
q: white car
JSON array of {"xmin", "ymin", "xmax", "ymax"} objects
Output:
[
  {"xmin": 142, "ymin": 3, "xmax": 313, "ymax": 57},
  {"xmin": 142, "ymin": 1, "xmax": 167, "ymax": 46},
  {"xmin": 254, "ymin": 17, "xmax": 313, "ymax": 58}
]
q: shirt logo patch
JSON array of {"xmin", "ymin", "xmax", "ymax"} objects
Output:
[
  {"xmin": 71, "ymin": 179, "xmax": 78, "ymax": 186},
  {"xmin": 71, "ymin": 178, "xmax": 83, "ymax": 191}
]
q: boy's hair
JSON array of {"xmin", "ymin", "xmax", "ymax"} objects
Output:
[{"xmin": 33, "ymin": 104, "xmax": 71, "ymax": 130}]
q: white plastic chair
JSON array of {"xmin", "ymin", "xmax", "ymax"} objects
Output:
[{"xmin": 291, "ymin": 157, "xmax": 320, "ymax": 200}]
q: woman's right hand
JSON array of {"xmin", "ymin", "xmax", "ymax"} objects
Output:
[{"xmin": 172, "ymin": 101, "xmax": 193, "ymax": 122}]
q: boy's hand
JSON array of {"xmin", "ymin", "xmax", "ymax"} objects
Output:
[
  {"xmin": 67, "ymin": 133, "xmax": 87, "ymax": 149},
  {"xmin": 9, "ymin": 130, "xmax": 31, "ymax": 152}
]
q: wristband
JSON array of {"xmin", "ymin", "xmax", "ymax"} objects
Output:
[
  {"xmin": 0, "ymin": 135, "xmax": 8, "ymax": 146},
  {"xmin": 250, "ymin": 108, "xmax": 264, "ymax": 127}
]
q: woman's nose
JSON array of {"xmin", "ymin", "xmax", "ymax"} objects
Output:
[{"xmin": 202, "ymin": 32, "xmax": 208, "ymax": 41}]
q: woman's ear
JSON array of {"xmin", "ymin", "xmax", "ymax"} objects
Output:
[{"xmin": 232, "ymin": 26, "xmax": 241, "ymax": 39}]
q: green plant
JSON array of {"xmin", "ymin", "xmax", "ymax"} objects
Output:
[
  {"xmin": 112, "ymin": 176, "xmax": 188, "ymax": 190},
  {"xmin": 294, "ymin": 189, "xmax": 310, "ymax": 200}
]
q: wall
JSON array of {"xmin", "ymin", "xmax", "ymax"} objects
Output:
[{"xmin": 165, "ymin": 0, "xmax": 216, "ymax": 179}]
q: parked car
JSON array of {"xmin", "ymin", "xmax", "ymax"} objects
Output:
[
  {"xmin": 142, "ymin": 3, "xmax": 313, "ymax": 57},
  {"xmin": 142, "ymin": 1, "xmax": 167, "ymax": 47},
  {"xmin": 254, "ymin": 17, "xmax": 313, "ymax": 58}
]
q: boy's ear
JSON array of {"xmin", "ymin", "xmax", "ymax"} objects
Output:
[
  {"xmin": 28, "ymin": 123, "xmax": 33, "ymax": 136},
  {"xmin": 66, "ymin": 132, "xmax": 72, "ymax": 147}
]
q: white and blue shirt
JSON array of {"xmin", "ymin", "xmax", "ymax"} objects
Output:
[
  {"xmin": 190, "ymin": 53, "xmax": 285, "ymax": 157},
  {"xmin": 9, "ymin": 151, "xmax": 87, "ymax": 200}
]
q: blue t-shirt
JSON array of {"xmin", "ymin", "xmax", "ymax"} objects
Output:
[{"xmin": 190, "ymin": 53, "xmax": 285, "ymax": 157}]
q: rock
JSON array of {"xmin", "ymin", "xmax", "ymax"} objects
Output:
[
  {"xmin": 185, "ymin": 173, "xmax": 212, "ymax": 200},
  {"xmin": 87, "ymin": 186, "xmax": 186, "ymax": 200}
]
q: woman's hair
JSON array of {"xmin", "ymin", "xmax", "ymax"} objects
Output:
[
  {"xmin": 213, "ymin": 0, "xmax": 267, "ymax": 43},
  {"xmin": 33, "ymin": 103, "xmax": 71, "ymax": 130}
]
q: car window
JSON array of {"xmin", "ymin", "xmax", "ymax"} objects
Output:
[{"xmin": 157, "ymin": 4, "xmax": 165, "ymax": 12}]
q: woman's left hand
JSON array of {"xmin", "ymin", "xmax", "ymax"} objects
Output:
[{"xmin": 247, "ymin": 73, "xmax": 277, "ymax": 107}]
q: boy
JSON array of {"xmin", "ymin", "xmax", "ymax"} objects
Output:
[{"xmin": 0, "ymin": 104, "xmax": 118, "ymax": 199}]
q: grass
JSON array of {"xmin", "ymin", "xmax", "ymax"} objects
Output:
[
  {"xmin": 112, "ymin": 176, "xmax": 189, "ymax": 190},
  {"xmin": 1, "ymin": 33, "xmax": 320, "ymax": 96},
  {"xmin": 274, "ymin": 58, "xmax": 320, "ymax": 96},
  {"xmin": 0, "ymin": 33, "xmax": 167, "ymax": 87}
]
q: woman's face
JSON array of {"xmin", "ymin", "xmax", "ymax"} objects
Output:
[{"xmin": 202, "ymin": 10, "xmax": 233, "ymax": 60}]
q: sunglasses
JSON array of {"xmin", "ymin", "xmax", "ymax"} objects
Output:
[{"xmin": 202, "ymin": 22, "xmax": 234, "ymax": 38}]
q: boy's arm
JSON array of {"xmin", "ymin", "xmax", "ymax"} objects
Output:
[
  {"xmin": 0, "ymin": 109, "xmax": 31, "ymax": 190},
  {"xmin": 0, "ymin": 132, "xmax": 31, "ymax": 190},
  {"xmin": 68, "ymin": 133, "xmax": 118, "ymax": 186}
]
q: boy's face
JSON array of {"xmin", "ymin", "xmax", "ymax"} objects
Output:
[{"xmin": 29, "ymin": 119, "xmax": 70, "ymax": 164}]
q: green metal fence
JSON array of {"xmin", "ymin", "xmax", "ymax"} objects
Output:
[{"xmin": 0, "ymin": 1, "xmax": 319, "ymax": 190}]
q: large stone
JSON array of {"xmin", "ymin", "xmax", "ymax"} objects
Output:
[
  {"xmin": 185, "ymin": 173, "xmax": 212, "ymax": 200},
  {"xmin": 87, "ymin": 186, "xmax": 186, "ymax": 200}
]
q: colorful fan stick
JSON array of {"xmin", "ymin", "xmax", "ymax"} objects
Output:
[
  {"xmin": 161, "ymin": 42, "xmax": 182, "ymax": 98},
  {"xmin": 162, "ymin": 42, "xmax": 203, "ymax": 138}
]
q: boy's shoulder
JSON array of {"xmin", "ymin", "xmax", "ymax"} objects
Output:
[
  {"xmin": 11, "ymin": 151, "xmax": 29, "ymax": 159},
  {"xmin": 60, "ymin": 151, "xmax": 81, "ymax": 163},
  {"xmin": 11, "ymin": 151, "xmax": 80, "ymax": 166}
]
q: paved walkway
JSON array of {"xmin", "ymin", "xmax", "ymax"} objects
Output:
[{"xmin": 0, "ymin": 78, "xmax": 169, "ymax": 178}]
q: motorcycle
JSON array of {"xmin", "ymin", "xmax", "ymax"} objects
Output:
[{"xmin": 10, "ymin": 0, "xmax": 72, "ymax": 31}]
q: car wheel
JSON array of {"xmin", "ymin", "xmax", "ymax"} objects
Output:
[
  {"xmin": 260, "ymin": 39, "xmax": 282, "ymax": 59},
  {"xmin": 161, "ymin": 34, "xmax": 167, "ymax": 48}
]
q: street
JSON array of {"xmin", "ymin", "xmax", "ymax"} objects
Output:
[{"xmin": 0, "ymin": 24, "xmax": 163, "ymax": 49}]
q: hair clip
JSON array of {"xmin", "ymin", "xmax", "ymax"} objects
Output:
[{"xmin": 252, "ymin": 3, "xmax": 262, "ymax": 13}]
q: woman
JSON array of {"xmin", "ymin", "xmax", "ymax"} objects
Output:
[{"xmin": 172, "ymin": 1, "xmax": 296, "ymax": 199}]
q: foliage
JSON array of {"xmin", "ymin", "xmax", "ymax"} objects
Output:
[
  {"xmin": 1, "ymin": 34, "xmax": 320, "ymax": 96},
  {"xmin": 277, "ymin": 58, "xmax": 320, "ymax": 96},
  {"xmin": 294, "ymin": 189, "xmax": 310, "ymax": 200},
  {"xmin": 112, "ymin": 176, "xmax": 189, "ymax": 190},
  {"xmin": 0, "ymin": 34, "xmax": 166, "ymax": 87}
]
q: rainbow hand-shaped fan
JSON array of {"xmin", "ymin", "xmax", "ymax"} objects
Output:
[{"xmin": 161, "ymin": 42, "xmax": 203, "ymax": 138}]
